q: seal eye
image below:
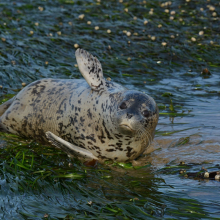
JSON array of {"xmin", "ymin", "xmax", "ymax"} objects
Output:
[
  {"xmin": 142, "ymin": 110, "xmax": 150, "ymax": 118},
  {"xmin": 119, "ymin": 102, "xmax": 127, "ymax": 109}
]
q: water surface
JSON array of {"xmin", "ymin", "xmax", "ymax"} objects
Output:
[{"xmin": 0, "ymin": 0, "xmax": 220, "ymax": 219}]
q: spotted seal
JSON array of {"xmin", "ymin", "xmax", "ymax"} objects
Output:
[{"xmin": 0, "ymin": 49, "xmax": 159, "ymax": 163}]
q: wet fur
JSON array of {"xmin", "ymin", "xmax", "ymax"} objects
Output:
[{"xmin": 0, "ymin": 49, "xmax": 159, "ymax": 163}]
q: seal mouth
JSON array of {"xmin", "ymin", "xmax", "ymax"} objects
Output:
[{"xmin": 119, "ymin": 124, "xmax": 134, "ymax": 132}]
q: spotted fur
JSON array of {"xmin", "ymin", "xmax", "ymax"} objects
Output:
[{"xmin": 0, "ymin": 49, "xmax": 159, "ymax": 163}]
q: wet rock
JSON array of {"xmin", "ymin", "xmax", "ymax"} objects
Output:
[{"xmin": 201, "ymin": 68, "xmax": 211, "ymax": 75}]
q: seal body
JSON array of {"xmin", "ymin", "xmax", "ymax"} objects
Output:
[{"xmin": 0, "ymin": 49, "xmax": 159, "ymax": 163}]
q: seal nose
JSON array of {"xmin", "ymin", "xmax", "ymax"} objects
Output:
[{"xmin": 127, "ymin": 113, "xmax": 133, "ymax": 119}]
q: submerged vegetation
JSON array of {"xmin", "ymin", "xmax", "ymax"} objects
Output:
[
  {"xmin": 0, "ymin": 131, "xmax": 213, "ymax": 219},
  {"xmin": 0, "ymin": 0, "xmax": 220, "ymax": 219}
]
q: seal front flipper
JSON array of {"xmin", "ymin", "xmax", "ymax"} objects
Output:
[
  {"xmin": 75, "ymin": 48, "xmax": 106, "ymax": 92},
  {"xmin": 45, "ymin": 131, "xmax": 99, "ymax": 161}
]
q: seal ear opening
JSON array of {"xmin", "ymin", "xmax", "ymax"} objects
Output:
[{"xmin": 75, "ymin": 48, "xmax": 106, "ymax": 92}]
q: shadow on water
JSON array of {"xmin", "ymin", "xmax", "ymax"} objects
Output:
[{"xmin": 0, "ymin": 0, "xmax": 220, "ymax": 219}]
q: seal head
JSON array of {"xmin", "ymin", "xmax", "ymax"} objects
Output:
[{"xmin": 115, "ymin": 90, "xmax": 158, "ymax": 139}]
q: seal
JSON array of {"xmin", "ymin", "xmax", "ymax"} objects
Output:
[{"xmin": 0, "ymin": 49, "xmax": 159, "ymax": 163}]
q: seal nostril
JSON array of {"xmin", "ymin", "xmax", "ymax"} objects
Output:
[{"xmin": 127, "ymin": 113, "xmax": 133, "ymax": 119}]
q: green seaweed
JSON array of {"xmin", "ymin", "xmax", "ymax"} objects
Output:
[{"xmin": 0, "ymin": 0, "xmax": 220, "ymax": 218}]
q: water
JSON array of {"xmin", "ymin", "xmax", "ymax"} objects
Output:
[
  {"xmin": 152, "ymin": 71, "xmax": 220, "ymax": 165},
  {"xmin": 0, "ymin": 0, "xmax": 220, "ymax": 219}
]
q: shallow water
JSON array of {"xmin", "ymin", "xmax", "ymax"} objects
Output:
[
  {"xmin": 0, "ymin": 0, "xmax": 220, "ymax": 219},
  {"xmin": 151, "ymin": 73, "xmax": 220, "ymax": 165}
]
